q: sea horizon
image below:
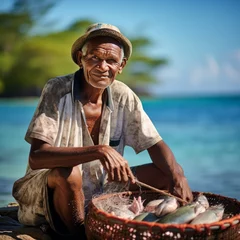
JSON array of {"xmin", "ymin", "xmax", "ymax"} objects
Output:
[{"xmin": 1, "ymin": 94, "xmax": 240, "ymax": 207}]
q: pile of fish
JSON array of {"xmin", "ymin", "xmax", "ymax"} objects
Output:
[{"xmin": 95, "ymin": 194, "xmax": 225, "ymax": 225}]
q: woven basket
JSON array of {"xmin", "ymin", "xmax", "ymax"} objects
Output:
[{"xmin": 85, "ymin": 191, "xmax": 240, "ymax": 240}]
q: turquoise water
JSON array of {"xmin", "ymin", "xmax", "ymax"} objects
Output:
[{"xmin": 0, "ymin": 95, "xmax": 240, "ymax": 207}]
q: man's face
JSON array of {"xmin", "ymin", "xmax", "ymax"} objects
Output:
[{"xmin": 77, "ymin": 37, "xmax": 126, "ymax": 89}]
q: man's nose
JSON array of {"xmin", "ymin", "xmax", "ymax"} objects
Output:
[{"xmin": 98, "ymin": 60, "xmax": 109, "ymax": 70}]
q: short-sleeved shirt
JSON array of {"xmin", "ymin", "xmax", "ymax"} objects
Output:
[{"xmin": 24, "ymin": 70, "xmax": 162, "ymax": 203}]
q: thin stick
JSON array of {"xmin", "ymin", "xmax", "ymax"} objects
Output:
[{"xmin": 135, "ymin": 179, "xmax": 187, "ymax": 204}]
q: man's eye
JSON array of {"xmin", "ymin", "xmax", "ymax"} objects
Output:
[
  {"xmin": 92, "ymin": 56, "xmax": 99, "ymax": 60},
  {"xmin": 107, "ymin": 59, "xmax": 116, "ymax": 64}
]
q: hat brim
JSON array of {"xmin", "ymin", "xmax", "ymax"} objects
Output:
[{"xmin": 71, "ymin": 28, "xmax": 132, "ymax": 64}]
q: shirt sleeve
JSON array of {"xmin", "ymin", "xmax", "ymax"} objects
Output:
[
  {"xmin": 25, "ymin": 79, "xmax": 60, "ymax": 145},
  {"xmin": 124, "ymin": 92, "xmax": 162, "ymax": 154}
]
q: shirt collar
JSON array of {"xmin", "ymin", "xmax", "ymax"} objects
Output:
[{"xmin": 72, "ymin": 69, "xmax": 114, "ymax": 111}]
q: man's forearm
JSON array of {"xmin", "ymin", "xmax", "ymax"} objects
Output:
[
  {"xmin": 29, "ymin": 142, "xmax": 105, "ymax": 170},
  {"xmin": 147, "ymin": 140, "xmax": 183, "ymax": 179}
]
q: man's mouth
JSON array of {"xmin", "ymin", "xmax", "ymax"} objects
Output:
[{"xmin": 92, "ymin": 73, "xmax": 109, "ymax": 79}]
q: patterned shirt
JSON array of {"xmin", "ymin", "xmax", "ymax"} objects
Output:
[{"xmin": 25, "ymin": 70, "xmax": 162, "ymax": 203}]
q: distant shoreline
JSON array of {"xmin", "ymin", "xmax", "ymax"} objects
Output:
[
  {"xmin": 0, "ymin": 97, "xmax": 39, "ymax": 101},
  {"xmin": 0, "ymin": 92, "xmax": 240, "ymax": 102},
  {"xmin": 0, "ymin": 97, "xmax": 39, "ymax": 106}
]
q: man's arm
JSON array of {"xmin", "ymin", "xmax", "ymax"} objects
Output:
[
  {"xmin": 29, "ymin": 138, "xmax": 135, "ymax": 183},
  {"xmin": 147, "ymin": 140, "xmax": 193, "ymax": 202}
]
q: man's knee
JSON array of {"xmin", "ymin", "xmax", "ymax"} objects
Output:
[
  {"xmin": 48, "ymin": 166, "xmax": 82, "ymax": 190},
  {"xmin": 130, "ymin": 163, "xmax": 172, "ymax": 190}
]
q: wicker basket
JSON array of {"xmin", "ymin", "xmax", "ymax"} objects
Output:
[{"xmin": 85, "ymin": 191, "xmax": 240, "ymax": 240}]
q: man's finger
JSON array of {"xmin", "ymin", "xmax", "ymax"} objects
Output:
[{"xmin": 126, "ymin": 168, "xmax": 135, "ymax": 183}]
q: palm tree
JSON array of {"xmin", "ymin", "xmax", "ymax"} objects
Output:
[{"xmin": 0, "ymin": 2, "xmax": 168, "ymax": 97}]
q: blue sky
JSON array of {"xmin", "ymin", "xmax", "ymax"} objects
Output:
[{"xmin": 2, "ymin": 0, "xmax": 240, "ymax": 96}]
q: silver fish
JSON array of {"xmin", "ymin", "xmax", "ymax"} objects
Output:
[
  {"xmin": 128, "ymin": 196, "xmax": 144, "ymax": 215},
  {"xmin": 155, "ymin": 197, "xmax": 179, "ymax": 217},
  {"xmin": 157, "ymin": 203, "xmax": 206, "ymax": 224},
  {"xmin": 190, "ymin": 205, "xmax": 224, "ymax": 224},
  {"xmin": 144, "ymin": 196, "xmax": 168, "ymax": 213},
  {"xmin": 133, "ymin": 212, "xmax": 159, "ymax": 222},
  {"xmin": 133, "ymin": 212, "xmax": 149, "ymax": 221},
  {"xmin": 195, "ymin": 194, "xmax": 209, "ymax": 209}
]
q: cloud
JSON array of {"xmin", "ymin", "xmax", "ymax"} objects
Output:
[
  {"xmin": 154, "ymin": 49, "xmax": 240, "ymax": 96},
  {"xmin": 158, "ymin": 68, "xmax": 181, "ymax": 80},
  {"xmin": 233, "ymin": 49, "xmax": 240, "ymax": 61},
  {"xmin": 222, "ymin": 49, "xmax": 240, "ymax": 82},
  {"xmin": 189, "ymin": 55, "xmax": 220, "ymax": 85},
  {"xmin": 223, "ymin": 63, "xmax": 240, "ymax": 81},
  {"xmin": 189, "ymin": 50, "xmax": 240, "ymax": 85}
]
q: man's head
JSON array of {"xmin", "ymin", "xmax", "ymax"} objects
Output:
[
  {"xmin": 71, "ymin": 23, "xmax": 132, "ymax": 89},
  {"xmin": 71, "ymin": 23, "xmax": 132, "ymax": 65}
]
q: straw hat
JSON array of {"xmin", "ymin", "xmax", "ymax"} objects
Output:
[{"xmin": 71, "ymin": 23, "xmax": 132, "ymax": 64}]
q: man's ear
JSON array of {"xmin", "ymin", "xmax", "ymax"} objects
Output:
[
  {"xmin": 76, "ymin": 51, "xmax": 83, "ymax": 68},
  {"xmin": 118, "ymin": 58, "xmax": 127, "ymax": 74}
]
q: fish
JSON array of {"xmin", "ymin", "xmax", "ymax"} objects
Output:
[
  {"xmin": 96, "ymin": 193, "xmax": 211, "ymax": 223},
  {"xmin": 190, "ymin": 205, "xmax": 224, "ymax": 224},
  {"xmin": 195, "ymin": 194, "xmax": 209, "ymax": 209},
  {"xmin": 133, "ymin": 212, "xmax": 150, "ymax": 221},
  {"xmin": 128, "ymin": 196, "xmax": 144, "ymax": 215},
  {"xmin": 157, "ymin": 203, "xmax": 206, "ymax": 224},
  {"xmin": 155, "ymin": 196, "xmax": 179, "ymax": 217},
  {"xmin": 133, "ymin": 196, "xmax": 179, "ymax": 222},
  {"xmin": 143, "ymin": 196, "xmax": 168, "ymax": 213},
  {"xmin": 133, "ymin": 212, "xmax": 159, "ymax": 222}
]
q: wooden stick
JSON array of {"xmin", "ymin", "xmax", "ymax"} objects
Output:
[{"xmin": 135, "ymin": 179, "xmax": 187, "ymax": 204}]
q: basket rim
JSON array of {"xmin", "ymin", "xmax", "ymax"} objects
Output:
[{"xmin": 89, "ymin": 190, "xmax": 240, "ymax": 233}]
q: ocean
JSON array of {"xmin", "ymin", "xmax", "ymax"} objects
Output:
[{"xmin": 0, "ymin": 95, "xmax": 240, "ymax": 207}]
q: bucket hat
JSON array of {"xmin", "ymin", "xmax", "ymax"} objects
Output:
[{"xmin": 71, "ymin": 23, "xmax": 132, "ymax": 64}]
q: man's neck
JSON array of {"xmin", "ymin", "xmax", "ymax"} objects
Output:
[{"xmin": 80, "ymin": 83, "xmax": 105, "ymax": 105}]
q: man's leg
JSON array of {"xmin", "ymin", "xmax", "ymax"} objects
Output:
[
  {"xmin": 47, "ymin": 166, "xmax": 86, "ymax": 238},
  {"xmin": 129, "ymin": 163, "xmax": 173, "ymax": 192}
]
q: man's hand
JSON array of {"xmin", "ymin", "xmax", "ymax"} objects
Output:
[
  {"xmin": 172, "ymin": 173, "xmax": 193, "ymax": 204},
  {"xmin": 99, "ymin": 145, "xmax": 135, "ymax": 184},
  {"xmin": 147, "ymin": 140, "xmax": 193, "ymax": 204}
]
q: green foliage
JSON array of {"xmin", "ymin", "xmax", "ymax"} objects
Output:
[
  {"xmin": 118, "ymin": 37, "xmax": 168, "ymax": 93},
  {"xmin": 67, "ymin": 19, "xmax": 94, "ymax": 32},
  {"xmin": 0, "ymin": 1, "xmax": 167, "ymax": 97}
]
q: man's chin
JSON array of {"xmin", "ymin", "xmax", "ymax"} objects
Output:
[{"xmin": 89, "ymin": 79, "xmax": 113, "ymax": 89}]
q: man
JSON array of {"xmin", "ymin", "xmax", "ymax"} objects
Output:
[{"xmin": 13, "ymin": 23, "xmax": 193, "ymax": 238}]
